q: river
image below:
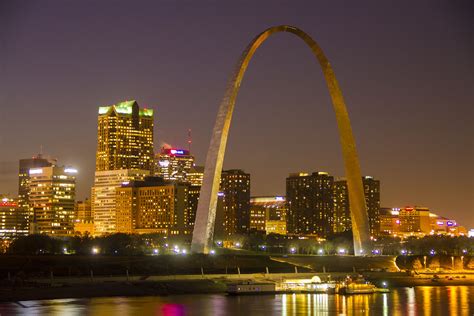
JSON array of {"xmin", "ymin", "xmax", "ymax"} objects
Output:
[{"xmin": 0, "ymin": 286, "xmax": 473, "ymax": 315}]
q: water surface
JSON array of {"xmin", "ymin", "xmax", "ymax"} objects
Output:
[{"xmin": 0, "ymin": 286, "xmax": 473, "ymax": 315}]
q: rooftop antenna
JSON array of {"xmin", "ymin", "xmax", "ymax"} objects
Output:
[{"xmin": 187, "ymin": 129, "xmax": 192, "ymax": 153}]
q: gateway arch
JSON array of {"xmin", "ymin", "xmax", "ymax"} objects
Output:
[{"xmin": 191, "ymin": 25, "xmax": 371, "ymax": 256}]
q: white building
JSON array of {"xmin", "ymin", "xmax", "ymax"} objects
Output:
[{"xmin": 91, "ymin": 169, "xmax": 149, "ymax": 235}]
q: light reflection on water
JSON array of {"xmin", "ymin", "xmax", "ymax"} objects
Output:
[{"xmin": 0, "ymin": 286, "xmax": 473, "ymax": 316}]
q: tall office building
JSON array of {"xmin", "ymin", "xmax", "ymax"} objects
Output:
[
  {"xmin": 92, "ymin": 169, "xmax": 149, "ymax": 235},
  {"xmin": 155, "ymin": 148, "xmax": 194, "ymax": 182},
  {"xmin": 0, "ymin": 197, "xmax": 28, "ymax": 239},
  {"xmin": 18, "ymin": 154, "xmax": 55, "ymax": 230},
  {"xmin": 29, "ymin": 166, "xmax": 77, "ymax": 235},
  {"xmin": 220, "ymin": 169, "xmax": 251, "ymax": 236},
  {"xmin": 115, "ymin": 177, "xmax": 188, "ymax": 235},
  {"xmin": 332, "ymin": 176, "xmax": 380, "ymax": 236},
  {"xmin": 95, "ymin": 100, "xmax": 154, "ymax": 172},
  {"xmin": 286, "ymin": 172, "xmax": 334, "ymax": 238}
]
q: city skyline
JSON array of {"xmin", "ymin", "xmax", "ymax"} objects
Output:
[{"xmin": 0, "ymin": 1, "xmax": 472, "ymax": 228}]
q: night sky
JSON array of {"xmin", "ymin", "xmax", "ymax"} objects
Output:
[{"xmin": 1, "ymin": 1, "xmax": 472, "ymax": 227}]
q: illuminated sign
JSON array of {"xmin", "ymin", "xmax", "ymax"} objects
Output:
[
  {"xmin": 217, "ymin": 192, "xmax": 225, "ymax": 197},
  {"xmin": 436, "ymin": 221, "xmax": 444, "ymax": 226},
  {"xmin": 64, "ymin": 168, "xmax": 78, "ymax": 174},
  {"xmin": 29, "ymin": 168, "xmax": 43, "ymax": 175},
  {"xmin": 275, "ymin": 196, "xmax": 284, "ymax": 201},
  {"xmin": 447, "ymin": 221, "xmax": 454, "ymax": 227},
  {"xmin": 170, "ymin": 149, "xmax": 185, "ymax": 155}
]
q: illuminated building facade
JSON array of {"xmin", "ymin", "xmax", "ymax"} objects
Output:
[
  {"xmin": 155, "ymin": 148, "xmax": 194, "ymax": 182},
  {"xmin": 75, "ymin": 198, "xmax": 92, "ymax": 221},
  {"xmin": 250, "ymin": 196, "xmax": 287, "ymax": 234},
  {"xmin": 185, "ymin": 184, "xmax": 201, "ymax": 235},
  {"xmin": 73, "ymin": 198, "xmax": 94, "ymax": 235},
  {"xmin": 333, "ymin": 177, "xmax": 380, "ymax": 236},
  {"xmin": 29, "ymin": 166, "xmax": 77, "ymax": 235},
  {"xmin": 333, "ymin": 180, "xmax": 351, "ymax": 233},
  {"xmin": 188, "ymin": 165, "xmax": 204, "ymax": 186},
  {"xmin": 95, "ymin": 100, "xmax": 154, "ymax": 172},
  {"xmin": 0, "ymin": 197, "xmax": 28, "ymax": 239},
  {"xmin": 286, "ymin": 172, "xmax": 334, "ymax": 238},
  {"xmin": 377, "ymin": 207, "xmax": 466, "ymax": 237},
  {"xmin": 18, "ymin": 154, "xmax": 55, "ymax": 231},
  {"xmin": 220, "ymin": 169, "xmax": 250, "ymax": 236},
  {"xmin": 115, "ymin": 177, "xmax": 188, "ymax": 235},
  {"xmin": 378, "ymin": 207, "xmax": 401, "ymax": 236},
  {"xmin": 249, "ymin": 206, "xmax": 266, "ymax": 232},
  {"xmin": 398, "ymin": 206, "xmax": 431, "ymax": 235},
  {"xmin": 429, "ymin": 213, "xmax": 467, "ymax": 236},
  {"xmin": 91, "ymin": 169, "xmax": 149, "ymax": 235}
]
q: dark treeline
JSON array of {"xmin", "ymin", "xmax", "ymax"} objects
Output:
[{"xmin": 5, "ymin": 232, "xmax": 474, "ymax": 256}]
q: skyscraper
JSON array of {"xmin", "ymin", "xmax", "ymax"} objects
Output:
[
  {"xmin": 95, "ymin": 100, "xmax": 154, "ymax": 172},
  {"xmin": 18, "ymin": 154, "xmax": 55, "ymax": 230},
  {"xmin": 220, "ymin": 169, "xmax": 250, "ymax": 236},
  {"xmin": 155, "ymin": 148, "xmax": 194, "ymax": 182},
  {"xmin": 29, "ymin": 166, "xmax": 77, "ymax": 235},
  {"xmin": 286, "ymin": 172, "xmax": 334, "ymax": 238},
  {"xmin": 333, "ymin": 176, "xmax": 380, "ymax": 236}
]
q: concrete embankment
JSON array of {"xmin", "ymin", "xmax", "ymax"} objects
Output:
[{"xmin": 2, "ymin": 271, "xmax": 474, "ymax": 302}]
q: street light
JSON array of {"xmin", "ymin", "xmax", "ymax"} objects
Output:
[
  {"xmin": 338, "ymin": 248, "xmax": 346, "ymax": 255},
  {"xmin": 210, "ymin": 249, "xmax": 216, "ymax": 255},
  {"xmin": 318, "ymin": 249, "xmax": 324, "ymax": 255},
  {"xmin": 92, "ymin": 247, "xmax": 99, "ymax": 255},
  {"xmin": 290, "ymin": 247, "xmax": 296, "ymax": 254}
]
